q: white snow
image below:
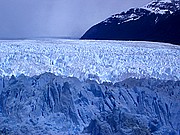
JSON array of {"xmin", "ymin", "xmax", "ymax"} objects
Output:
[
  {"xmin": 104, "ymin": 13, "xmax": 141, "ymax": 24},
  {"xmin": 0, "ymin": 39, "xmax": 179, "ymax": 82},
  {"xmin": 143, "ymin": 0, "xmax": 180, "ymax": 14}
]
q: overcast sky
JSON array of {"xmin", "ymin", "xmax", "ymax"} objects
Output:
[{"xmin": 0, "ymin": 0, "xmax": 152, "ymax": 39}]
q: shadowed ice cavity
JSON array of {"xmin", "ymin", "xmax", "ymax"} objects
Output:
[{"xmin": 0, "ymin": 73, "xmax": 180, "ymax": 135}]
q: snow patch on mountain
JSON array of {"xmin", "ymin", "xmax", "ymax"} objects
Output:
[
  {"xmin": 144, "ymin": 0, "xmax": 180, "ymax": 14},
  {"xmin": 103, "ymin": 8, "xmax": 150, "ymax": 24},
  {"xmin": 103, "ymin": 0, "xmax": 180, "ymax": 25}
]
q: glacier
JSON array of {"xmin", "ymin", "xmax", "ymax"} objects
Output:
[
  {"xmin": 0, "ymin": 39, "xmax": 179, "ymax": 83},
  {"xmin": 0, "ymin": 73, "xmax": 180, "ymax": 134},
  {"xmin": 0, "ymin": 39, "xmax": 180, "ymax": 135}
]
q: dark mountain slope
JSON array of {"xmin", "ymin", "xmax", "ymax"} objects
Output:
[
  {"xmin": 81, "ymin": 11, "xmax": 165, "ymax": 41},
  {"xmin": 81, "ymin": 0, "xmax": 180, "ymax": 45},
  {"xmin": 151, "ymin": 10, "xmax": 180, "ymax": 44}
]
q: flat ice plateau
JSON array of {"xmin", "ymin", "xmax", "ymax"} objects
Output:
[
  {"xmin": 0, "ymin": 39, "xmax": 180, "ymax": 135},
  {"xmin": 0, "ymin": 39, "xmax": 179, "ymax": 82}
]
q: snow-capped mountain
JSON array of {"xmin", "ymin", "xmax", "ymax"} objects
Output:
[
  {"xmin": 81, "ymin": 0, "xmax": 180, "ymax": 45},
  {"xmin": 103, "ymin": 0, "xmax": 180, "ymax": 25}
]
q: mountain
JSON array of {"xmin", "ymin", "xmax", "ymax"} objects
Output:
[
  {"xmin": 0, "ymin": 73, "xmax": 180, "ymax": 134},
  {"xmin": 81, "ymin": 0, "xmax": 180, "ymax": 45}
]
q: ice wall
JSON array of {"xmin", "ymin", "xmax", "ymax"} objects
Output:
[{"xmin": 0, "ymin": 73, "xmax": 179, "ymax": 134}]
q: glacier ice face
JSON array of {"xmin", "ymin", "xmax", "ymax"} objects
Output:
[
  {"xmin": 0, "ymin": 39, "xmax": 179, "ymax": 83},
  {"xmin": 0, "ymin": 73, "xmax": 180, "ymax": 135}
]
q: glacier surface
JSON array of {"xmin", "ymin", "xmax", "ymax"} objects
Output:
[
  {"xmin": 0, "ymin": 39, "xmax": 179, "ymax": 82},
  {"xmin": 0, "ymin": 39, "xmax": 180, "ymax": 135}
]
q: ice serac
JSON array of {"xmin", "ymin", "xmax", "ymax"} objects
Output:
[
  {"xmin": 81, "ymin": 0, "xmax": 180, "ymax": 45},
  {"xmin": 0, "ymin": 73, "xmax": 180, "ymax": 134},
  {"xmin": 0, "ymin": 40, "xmax": 180, "ymax": 83}
]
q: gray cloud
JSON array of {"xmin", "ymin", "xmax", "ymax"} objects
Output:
[{"xmin": 0, "ymin": 0, "xmax": 152, "ymax": 39}]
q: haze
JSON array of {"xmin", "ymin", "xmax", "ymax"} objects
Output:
[{"xmin": 0, "ymin": 0, "xmax": 151, "ymax": 39}]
